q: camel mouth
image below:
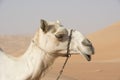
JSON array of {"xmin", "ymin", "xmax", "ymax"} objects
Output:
[{"xmin": 82, "ymin": 54, "xmax": 91, "ymax": 61}]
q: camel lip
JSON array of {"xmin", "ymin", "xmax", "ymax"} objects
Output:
[{"xmin": 82, "ymin": 54, "xmax": 91, "ymax": 61}]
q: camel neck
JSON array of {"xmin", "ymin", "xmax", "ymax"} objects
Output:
[{"xmin": 22, "ymin": 41, "xmax": 56, "ymax": 79}]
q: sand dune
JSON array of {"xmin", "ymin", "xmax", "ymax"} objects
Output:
[
  {"xmin": 0, "ymin": 22, "xmax": 120, "ymax": 80},
  {"xmin": 88, "ymin": 22, "xmax": 120, "ymax": 61}
]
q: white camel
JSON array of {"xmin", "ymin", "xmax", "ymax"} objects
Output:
[{"xmin": 0, "ymin": 19, "xmax": 94, "ymax": 80}]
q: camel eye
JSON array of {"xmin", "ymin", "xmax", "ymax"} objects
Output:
[{"xmin": 55, "ymin": 34, "xmax": 65, "ymax": 41}]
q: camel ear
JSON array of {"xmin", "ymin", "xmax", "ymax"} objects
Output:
[
  {"xmin": 40, "ymin": 19, "xmax": 49, "ymax": 33},
  {"xmin": 56, "ymin": 20, "xmax": 60, "ymax": 24}
]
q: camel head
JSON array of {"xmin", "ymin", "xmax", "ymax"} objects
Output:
[{"xmin": 34, "ymin": 19, "xmax": 94, "ymax": 61}]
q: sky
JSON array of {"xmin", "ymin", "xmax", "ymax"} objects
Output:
[{"xmin": 0, "ymin": 0, "xmax": 120, "ymax": 35}]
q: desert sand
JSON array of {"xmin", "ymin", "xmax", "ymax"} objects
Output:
[{"xmin": 0, "ymin": 22, "xmax": 120, "ymax": 80}]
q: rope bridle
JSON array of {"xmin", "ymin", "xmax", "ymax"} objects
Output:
[{"xmin": 56, "ymin": 29, "xmax": 73, "ymax": 80}]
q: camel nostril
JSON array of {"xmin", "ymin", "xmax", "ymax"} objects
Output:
[
  {"xmin": 82, "ymin": 39, "xmax": 92, "ymax": 46},
  {"xmin": 82, "ymin": 39, "xmax": 95, "ymax": 55}
]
